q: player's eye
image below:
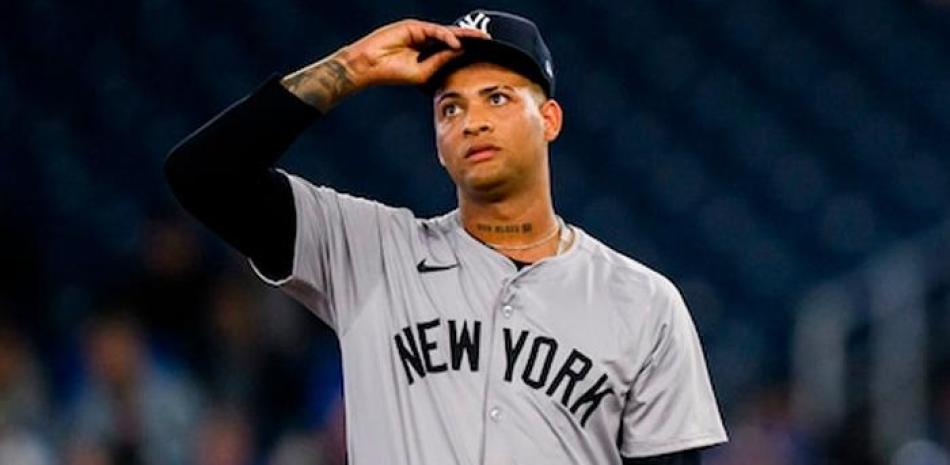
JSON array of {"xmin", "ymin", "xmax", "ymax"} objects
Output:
[
  {"xmin": 488, "ymin": 92, "xmax": 509, "ymax": 106},
  {"xmin": 441, "ymin": 103, "xmax": 461, "ymax": 118}
]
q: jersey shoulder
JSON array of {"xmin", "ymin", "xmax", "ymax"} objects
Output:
[
  {"xmin": 283, "ymin": 171, "xmax": 419, "ymax": 223},
  {"xmin": 418, "ymin": 209, "xmax": 460, "ymax": 232},
  {"xmin": 575, "ymin": 229, "xmax": 680, "ymax": 296},
  {"xmin": 572, "ymin": 231, "xmax": 700, "ymax": 379}
]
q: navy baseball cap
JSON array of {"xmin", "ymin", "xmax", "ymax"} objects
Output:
[{"xmin": 423, "ymin": 10, "xmax": 556, "ymax": 97}]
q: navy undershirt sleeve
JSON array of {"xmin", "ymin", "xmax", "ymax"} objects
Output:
[
  {"xmin": 164, "ymin": 74, "xmax": 321, "ymax": 280},
  {"xmin": 623, "ymin": 449, "xmax": 702, "ymax": 465}
]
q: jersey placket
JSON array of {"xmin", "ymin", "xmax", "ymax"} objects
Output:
[{"xmin": 480, "ymin": 264, "xmax": 537, "ymax": 465}]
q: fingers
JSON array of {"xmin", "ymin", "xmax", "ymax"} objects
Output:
[
  {"xmin": 404, "ymin": 20, "xmax": 491, "ymax": 50},
  {"xmin": 406, "ymin": 21, "xmax": 463, "ymax": 49},
  {"xmin": 417, "ymin": 48, "xmax": 464, "ymax": 80},
  {"xmin": 406, "ymin": 21, "xmax": 491, "ymax": 83},
  {"xmin": 446, "ymin": 25, "xmax": 490, "ymax": 40}
]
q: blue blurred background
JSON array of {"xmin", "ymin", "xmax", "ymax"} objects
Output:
[{"xmin": 2, "ymin": 0, "xmax": 950, "ymax": 464}]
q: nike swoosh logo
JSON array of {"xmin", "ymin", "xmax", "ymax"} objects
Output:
[{"xmin": 417, "ymin": 259, "xmax": 459, "ymax": 273}]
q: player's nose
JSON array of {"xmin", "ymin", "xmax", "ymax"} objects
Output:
[
  {"xmin": 462, "ymin": 104, "xmax": 493, "ymax": 136},
  {"xmin": 462, "ymin": 118, "xmax": 493, "ymax": 136}
]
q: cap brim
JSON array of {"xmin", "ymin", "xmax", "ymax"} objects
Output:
[{"xmin": 421, "ymin": 37, "xmax": 552, "ymax": 97}]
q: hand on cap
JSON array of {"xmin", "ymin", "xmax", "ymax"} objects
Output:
[
  {"xmin": 339, "ymin": 19, "xmax": 489, "ymax": 89},
  {"xmin": 281, "ymin": 19, "xmax": 487, "ymax": 112}
]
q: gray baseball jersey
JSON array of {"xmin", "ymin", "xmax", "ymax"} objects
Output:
[{"xmin": 251, "ymin": 172, "xmax": 728, "ymax": 464}]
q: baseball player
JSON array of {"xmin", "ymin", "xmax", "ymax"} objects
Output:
[{"xmin": 165, "ymin": 10, "xmax": 727, "ymax": 465}]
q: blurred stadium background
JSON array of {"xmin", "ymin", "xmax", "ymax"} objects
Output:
[{"xmin": 2, "ymin": 0, "xmax": 950, "ymax": 464}]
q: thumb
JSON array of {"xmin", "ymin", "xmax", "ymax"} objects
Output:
[{"xmin": 417, "ymin": 48, "xmax": 463, "ymax": 82}]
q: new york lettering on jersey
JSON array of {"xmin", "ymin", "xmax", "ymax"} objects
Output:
[{"xmin": 393, "ymin": 318, "xmax": 614, "ymax": 427}]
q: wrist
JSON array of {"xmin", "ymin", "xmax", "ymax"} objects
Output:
[
  {"xmin": 332, "ymin": 46, "xmax": 370, "ymax": 92},
  {"xmin": 281, "ymin": 54, "xmax": 358, "ymax": 112}
]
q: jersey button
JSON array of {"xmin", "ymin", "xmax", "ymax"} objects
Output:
[
  {"xmin": 502, "ymin": 305, "xmax": 513, "ymax": 318},
  {"xmin": 489, "ymin": 407, "xmax": 503, "ymax": 422}
]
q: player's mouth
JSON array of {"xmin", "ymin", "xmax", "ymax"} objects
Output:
[{"xmin": 465, "ymin": 144, "xmax": 500, "ymax": 161}]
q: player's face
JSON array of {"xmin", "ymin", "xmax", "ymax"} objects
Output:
[{"xmin": 433, "ymin": 62, "xmax": 562, "ymax": 199}]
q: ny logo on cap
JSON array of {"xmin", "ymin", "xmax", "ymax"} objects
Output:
[{"xmin": 457, "ymin": 11, "xmax": 491, "ymax": 36}]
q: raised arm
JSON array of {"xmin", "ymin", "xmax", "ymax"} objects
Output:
[
  {"xmin": 163, "ymin": 20, "xmax": 487, "ymax": 280},
  {"xmin": 281, "ymin": 19, "xmax": 487, "ymax": 111}
]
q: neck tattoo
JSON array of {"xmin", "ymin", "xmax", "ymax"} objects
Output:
[{"xmin": 482, "ymin": 217, "xmax": 565, "ymax": 252}]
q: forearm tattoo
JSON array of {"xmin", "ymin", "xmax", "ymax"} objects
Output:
[{"xmin": 281, "ymin": 58, "xmax": 354, "ymax": 112}]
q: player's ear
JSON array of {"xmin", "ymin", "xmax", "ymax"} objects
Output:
[
  {"xmin": 540, "ymin": 98, "xmax": 563, "ymax": 142},
  {"xmin": 436, "ymin": 148, "xmax": 446, "ymax": 167}
]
